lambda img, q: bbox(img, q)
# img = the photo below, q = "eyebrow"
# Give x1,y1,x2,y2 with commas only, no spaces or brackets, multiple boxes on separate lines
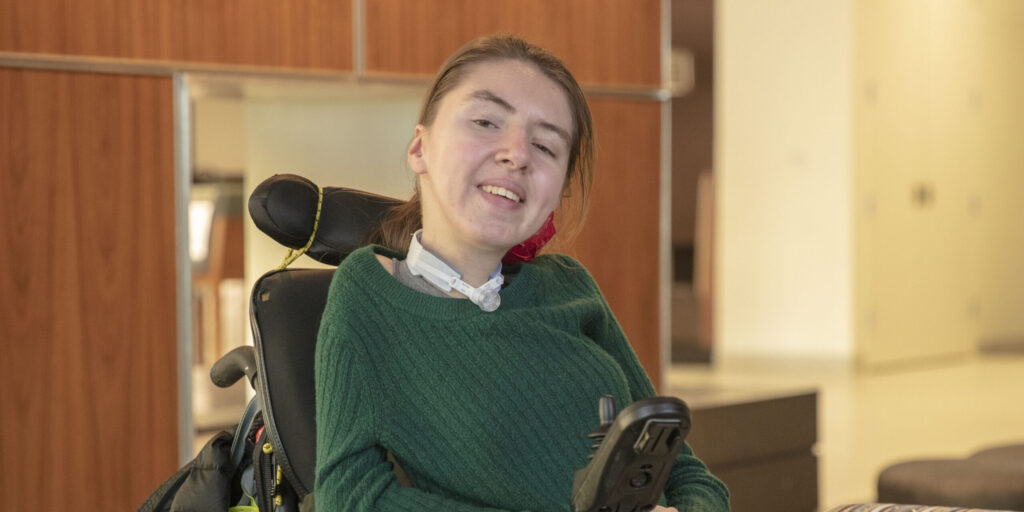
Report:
469,89,572,147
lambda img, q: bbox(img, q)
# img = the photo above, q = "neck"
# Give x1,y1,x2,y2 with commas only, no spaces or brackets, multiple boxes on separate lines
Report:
418,231,503,288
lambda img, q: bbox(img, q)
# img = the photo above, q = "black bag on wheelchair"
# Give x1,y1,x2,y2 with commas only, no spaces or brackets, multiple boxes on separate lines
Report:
137,428,240,512
138,398,306,512
138,402,261,512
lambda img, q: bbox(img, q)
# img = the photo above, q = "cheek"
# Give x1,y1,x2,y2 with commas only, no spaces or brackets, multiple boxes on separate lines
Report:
538,171,568,212
437,139,486,179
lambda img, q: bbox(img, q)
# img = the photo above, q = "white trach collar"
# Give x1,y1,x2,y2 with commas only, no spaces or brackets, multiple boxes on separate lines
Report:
406,230,504,312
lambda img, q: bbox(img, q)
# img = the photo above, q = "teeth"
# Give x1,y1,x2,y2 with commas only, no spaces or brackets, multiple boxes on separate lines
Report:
480,185,522,203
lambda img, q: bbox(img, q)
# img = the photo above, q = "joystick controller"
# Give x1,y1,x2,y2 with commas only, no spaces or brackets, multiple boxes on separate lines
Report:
571,395,691,512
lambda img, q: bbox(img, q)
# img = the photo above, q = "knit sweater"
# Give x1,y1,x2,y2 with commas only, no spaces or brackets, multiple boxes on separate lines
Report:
314,245,730,511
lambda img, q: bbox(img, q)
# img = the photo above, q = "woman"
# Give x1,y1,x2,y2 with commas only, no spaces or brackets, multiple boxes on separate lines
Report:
315,35,729,511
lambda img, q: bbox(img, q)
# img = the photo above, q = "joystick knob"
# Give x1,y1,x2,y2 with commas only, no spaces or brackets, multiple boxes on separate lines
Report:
588,396,617,453
598,395,616,428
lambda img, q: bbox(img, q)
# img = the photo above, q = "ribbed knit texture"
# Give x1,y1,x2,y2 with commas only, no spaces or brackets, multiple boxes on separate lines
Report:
315,245,730,511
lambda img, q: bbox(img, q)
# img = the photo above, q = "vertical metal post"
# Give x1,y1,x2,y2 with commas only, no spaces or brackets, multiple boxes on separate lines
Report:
173,72,195,465
658,0,674,389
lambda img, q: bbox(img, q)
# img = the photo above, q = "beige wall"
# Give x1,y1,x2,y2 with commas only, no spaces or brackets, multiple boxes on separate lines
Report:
238,83,426,284
193,98,247,172
971,1,1024,346
716,0,854,360
718,0,1024,366
854,0,1024,365
189,80,426,320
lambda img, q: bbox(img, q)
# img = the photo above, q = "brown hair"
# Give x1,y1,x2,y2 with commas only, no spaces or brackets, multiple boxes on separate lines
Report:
368,34,596,253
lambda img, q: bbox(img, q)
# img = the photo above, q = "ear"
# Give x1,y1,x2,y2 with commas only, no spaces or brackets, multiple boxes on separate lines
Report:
407,125,428,175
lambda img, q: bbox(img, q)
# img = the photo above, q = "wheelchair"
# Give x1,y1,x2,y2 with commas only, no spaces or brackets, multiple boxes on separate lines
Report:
140,173,690,512
139,174,399,512
224,174,404,510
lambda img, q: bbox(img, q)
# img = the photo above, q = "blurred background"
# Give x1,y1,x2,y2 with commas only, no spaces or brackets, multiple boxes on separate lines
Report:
2,0,1023,510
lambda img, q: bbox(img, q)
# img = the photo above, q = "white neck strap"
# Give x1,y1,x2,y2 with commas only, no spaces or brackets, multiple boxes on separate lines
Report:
406,230,503,312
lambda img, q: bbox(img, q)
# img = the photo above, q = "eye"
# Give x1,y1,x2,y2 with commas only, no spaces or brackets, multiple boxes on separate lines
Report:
473,119,497,129
533,143,556,158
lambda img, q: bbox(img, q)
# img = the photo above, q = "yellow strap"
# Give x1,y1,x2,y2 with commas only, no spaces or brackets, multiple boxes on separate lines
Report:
227,493,258,512
277,185,323,269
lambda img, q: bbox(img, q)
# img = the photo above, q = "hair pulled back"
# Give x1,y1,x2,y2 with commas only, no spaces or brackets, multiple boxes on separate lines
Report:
369,35,595,253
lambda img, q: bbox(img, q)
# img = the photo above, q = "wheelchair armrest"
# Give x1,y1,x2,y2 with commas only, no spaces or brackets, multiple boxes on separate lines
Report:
210,345,257,389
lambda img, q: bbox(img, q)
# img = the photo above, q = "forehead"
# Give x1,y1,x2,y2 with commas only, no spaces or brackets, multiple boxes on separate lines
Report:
446,59,574,130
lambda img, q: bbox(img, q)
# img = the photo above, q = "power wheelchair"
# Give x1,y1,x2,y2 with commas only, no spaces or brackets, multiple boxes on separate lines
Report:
140,174,690,512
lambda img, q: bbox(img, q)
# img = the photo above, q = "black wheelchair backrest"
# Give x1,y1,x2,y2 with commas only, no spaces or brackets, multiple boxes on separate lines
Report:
245,174,401,497
249,267,333,497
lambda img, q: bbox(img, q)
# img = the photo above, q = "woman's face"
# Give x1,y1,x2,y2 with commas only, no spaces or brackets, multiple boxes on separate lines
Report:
409,59,573,258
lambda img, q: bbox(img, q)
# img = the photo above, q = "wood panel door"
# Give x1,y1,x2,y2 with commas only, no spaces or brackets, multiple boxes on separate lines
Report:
0,0,353,71
364,0,662,88
558,98,665,388
0,68,178,510
854,0,980,367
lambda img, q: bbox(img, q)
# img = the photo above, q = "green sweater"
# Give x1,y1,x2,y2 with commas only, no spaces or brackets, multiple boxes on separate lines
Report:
314,245,729,511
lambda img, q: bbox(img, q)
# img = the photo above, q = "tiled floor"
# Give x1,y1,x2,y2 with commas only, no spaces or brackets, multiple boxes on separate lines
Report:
666,353,1024,510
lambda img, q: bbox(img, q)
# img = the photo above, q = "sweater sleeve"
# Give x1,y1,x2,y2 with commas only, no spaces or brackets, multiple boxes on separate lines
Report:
314,309,531,512
571,262,730,512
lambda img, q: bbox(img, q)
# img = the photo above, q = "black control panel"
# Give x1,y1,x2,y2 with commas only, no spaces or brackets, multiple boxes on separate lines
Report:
571,396,691,512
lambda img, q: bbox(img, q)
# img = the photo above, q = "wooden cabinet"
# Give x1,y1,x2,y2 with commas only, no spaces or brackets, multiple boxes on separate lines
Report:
0,3,671,508
0,0,353,70
364,0,661,87
686,389,819,512
0,68,178,510
571,98,664,386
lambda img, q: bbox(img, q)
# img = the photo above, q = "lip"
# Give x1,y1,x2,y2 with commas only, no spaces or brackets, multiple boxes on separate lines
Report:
477,178,527,204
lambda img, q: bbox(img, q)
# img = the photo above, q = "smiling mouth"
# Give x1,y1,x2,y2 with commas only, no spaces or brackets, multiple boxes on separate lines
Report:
479,185,523,203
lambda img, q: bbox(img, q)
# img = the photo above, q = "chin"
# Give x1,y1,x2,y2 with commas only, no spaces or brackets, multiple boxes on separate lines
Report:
464,223,529,250
475,234,527,255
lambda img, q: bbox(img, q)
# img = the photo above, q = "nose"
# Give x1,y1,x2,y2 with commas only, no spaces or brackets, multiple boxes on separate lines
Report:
495,127,530,171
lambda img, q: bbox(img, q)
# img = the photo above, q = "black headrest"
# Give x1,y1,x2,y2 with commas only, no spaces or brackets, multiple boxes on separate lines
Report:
248,174,404,266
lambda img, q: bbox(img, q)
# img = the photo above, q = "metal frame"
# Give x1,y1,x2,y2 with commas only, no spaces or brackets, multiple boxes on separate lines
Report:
172,72,195,465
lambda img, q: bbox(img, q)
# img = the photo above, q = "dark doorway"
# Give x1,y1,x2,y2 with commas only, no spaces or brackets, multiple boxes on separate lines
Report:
671,0,715,364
